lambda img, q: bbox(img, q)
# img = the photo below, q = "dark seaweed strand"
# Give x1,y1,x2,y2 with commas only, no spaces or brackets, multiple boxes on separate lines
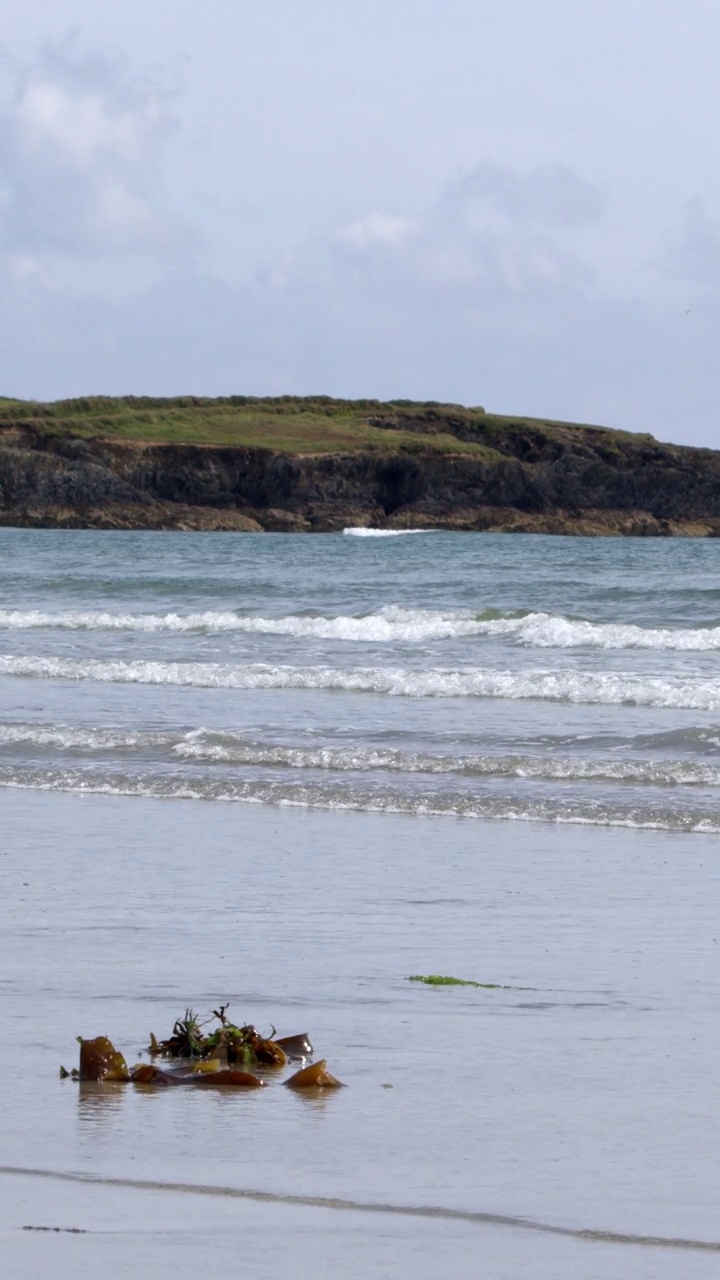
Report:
1,1167,719,1253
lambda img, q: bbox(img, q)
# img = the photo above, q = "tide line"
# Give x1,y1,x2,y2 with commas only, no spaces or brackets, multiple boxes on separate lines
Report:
1,1166,718,1252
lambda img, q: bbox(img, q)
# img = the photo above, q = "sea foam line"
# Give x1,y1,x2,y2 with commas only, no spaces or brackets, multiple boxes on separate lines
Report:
170,742,720,785
2,605,720,648
0,767,718,832
2,654,720,708
2,721,719,784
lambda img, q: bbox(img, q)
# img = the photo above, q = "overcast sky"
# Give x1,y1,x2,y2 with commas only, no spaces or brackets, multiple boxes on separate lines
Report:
2,1,720,446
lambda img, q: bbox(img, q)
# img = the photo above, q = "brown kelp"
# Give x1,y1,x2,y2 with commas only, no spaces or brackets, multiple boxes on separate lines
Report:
62,1005,343,1091
78,1036,130,1082
274,1033,314,1060
130,1063,265,1088
285,1059,344,1089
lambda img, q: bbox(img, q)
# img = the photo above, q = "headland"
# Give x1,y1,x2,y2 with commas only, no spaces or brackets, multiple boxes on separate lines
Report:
1,394,719,535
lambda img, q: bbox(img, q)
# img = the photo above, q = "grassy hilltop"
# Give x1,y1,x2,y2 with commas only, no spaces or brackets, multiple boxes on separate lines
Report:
0,393,647,458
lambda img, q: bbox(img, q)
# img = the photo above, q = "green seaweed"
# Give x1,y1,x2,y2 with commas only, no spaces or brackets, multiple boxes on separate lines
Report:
148,1005,288,1066
408,974,503,988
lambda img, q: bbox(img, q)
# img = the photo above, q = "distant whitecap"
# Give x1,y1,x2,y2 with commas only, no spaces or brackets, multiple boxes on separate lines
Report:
342,527,436,536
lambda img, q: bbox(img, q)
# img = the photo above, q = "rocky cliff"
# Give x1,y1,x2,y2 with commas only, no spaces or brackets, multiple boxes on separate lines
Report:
1,397,719,535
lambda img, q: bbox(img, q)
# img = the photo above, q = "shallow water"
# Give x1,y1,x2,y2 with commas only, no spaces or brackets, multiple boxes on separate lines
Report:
2,529,720,1276
3,794,720,1277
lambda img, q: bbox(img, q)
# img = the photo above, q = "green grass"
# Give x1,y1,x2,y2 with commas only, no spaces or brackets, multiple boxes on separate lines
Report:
0,395,504,455
0,393,656,456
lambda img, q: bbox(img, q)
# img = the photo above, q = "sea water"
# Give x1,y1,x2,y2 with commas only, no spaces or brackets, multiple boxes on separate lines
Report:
1,528,720,1278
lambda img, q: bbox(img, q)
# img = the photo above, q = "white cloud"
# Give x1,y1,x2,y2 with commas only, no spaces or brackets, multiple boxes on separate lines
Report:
5,252,50,285
17,81,140,165
0,42,196,257
337,212,416,250
270,163,597,305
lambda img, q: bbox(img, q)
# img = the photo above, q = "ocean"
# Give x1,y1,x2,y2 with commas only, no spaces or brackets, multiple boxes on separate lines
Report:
2,527,720,1278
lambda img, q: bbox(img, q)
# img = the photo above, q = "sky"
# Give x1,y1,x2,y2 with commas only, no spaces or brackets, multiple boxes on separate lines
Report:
1,1,720,446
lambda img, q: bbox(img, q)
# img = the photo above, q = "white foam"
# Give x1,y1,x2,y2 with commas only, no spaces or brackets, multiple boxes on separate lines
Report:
0,723,152,750
482,613,720,651
3,654,720,708
172,740,720,785
2,605,720,648
342,527,435,536
1,765,717,832
0,605,471,641
2,720,718,784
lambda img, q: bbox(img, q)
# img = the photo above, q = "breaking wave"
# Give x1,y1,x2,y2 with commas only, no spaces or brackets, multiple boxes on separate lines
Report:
342,527,435,537
2,605,720,648
2,654,720,708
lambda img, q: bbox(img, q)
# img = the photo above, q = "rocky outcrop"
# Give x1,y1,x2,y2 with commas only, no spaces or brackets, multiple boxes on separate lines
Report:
2,418,720,534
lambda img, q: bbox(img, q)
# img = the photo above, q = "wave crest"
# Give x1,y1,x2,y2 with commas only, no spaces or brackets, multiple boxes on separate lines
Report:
2,655,720,708
2,605,720,648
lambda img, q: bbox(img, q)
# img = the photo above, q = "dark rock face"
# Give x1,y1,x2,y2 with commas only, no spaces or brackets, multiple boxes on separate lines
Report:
2,429,720,534
0,446,145,510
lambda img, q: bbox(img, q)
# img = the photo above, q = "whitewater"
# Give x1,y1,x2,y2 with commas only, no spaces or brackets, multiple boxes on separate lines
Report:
1,527,720,831
4,604,720,648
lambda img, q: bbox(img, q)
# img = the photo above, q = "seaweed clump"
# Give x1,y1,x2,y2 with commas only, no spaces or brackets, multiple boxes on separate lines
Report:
408,974,502,988
148,1005,290,1068
62,1004,342,1091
